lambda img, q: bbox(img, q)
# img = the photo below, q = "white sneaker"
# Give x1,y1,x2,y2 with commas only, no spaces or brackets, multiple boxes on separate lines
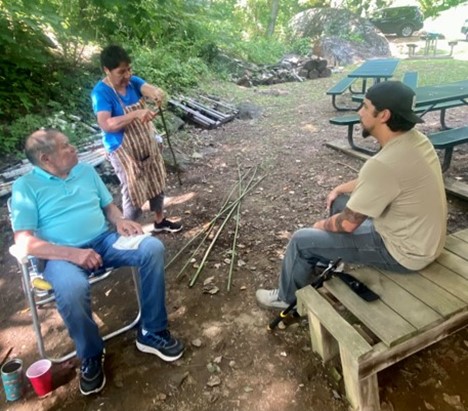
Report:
256,289,289,310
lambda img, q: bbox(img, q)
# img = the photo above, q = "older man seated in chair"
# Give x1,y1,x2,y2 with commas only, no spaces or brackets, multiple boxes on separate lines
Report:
11,128,184,396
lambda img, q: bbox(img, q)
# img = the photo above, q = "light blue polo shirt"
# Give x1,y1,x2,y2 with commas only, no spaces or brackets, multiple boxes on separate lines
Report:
11,163,113,247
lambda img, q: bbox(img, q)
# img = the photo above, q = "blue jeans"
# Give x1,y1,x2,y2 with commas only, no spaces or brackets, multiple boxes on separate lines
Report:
279,195,412,303
43,231,167,360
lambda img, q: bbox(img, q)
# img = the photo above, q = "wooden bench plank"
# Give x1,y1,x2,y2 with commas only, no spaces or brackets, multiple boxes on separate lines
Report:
435,249,468,280
379,270,466,317
419,262,468,303
297,228,468,411
452,228,468,242
324,276,416,347
358,308,468,379
444,177,468,201
296,286,373,358
349,267,442,329
445,235,468,259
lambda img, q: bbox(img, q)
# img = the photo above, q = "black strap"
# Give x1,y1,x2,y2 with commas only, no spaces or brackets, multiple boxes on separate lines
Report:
335,272,380,302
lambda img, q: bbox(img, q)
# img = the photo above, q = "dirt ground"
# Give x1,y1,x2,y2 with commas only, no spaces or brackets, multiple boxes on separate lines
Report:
1,44,468,411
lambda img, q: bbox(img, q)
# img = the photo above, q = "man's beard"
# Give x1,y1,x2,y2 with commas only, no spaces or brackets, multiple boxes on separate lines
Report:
362,128,371,138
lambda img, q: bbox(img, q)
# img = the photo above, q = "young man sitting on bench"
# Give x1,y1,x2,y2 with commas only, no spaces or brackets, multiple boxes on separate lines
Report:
256,81,447,309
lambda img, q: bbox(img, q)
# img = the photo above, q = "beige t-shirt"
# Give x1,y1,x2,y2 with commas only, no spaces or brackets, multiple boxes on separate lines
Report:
347,129,447,270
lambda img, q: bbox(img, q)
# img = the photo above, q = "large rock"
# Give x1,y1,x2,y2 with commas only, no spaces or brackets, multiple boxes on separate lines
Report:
289,7,391,65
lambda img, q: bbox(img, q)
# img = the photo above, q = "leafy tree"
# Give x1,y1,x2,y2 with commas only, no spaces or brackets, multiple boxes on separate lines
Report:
418,0,467,17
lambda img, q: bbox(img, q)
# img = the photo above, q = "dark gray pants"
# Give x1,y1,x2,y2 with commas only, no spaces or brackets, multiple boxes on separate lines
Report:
278,195,411,303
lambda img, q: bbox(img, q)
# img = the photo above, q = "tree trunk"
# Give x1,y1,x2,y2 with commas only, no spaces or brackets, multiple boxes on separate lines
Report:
266,0,280,37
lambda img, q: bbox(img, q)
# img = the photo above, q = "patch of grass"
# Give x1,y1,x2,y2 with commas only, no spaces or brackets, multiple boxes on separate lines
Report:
394,59,468,85
331,58,468,88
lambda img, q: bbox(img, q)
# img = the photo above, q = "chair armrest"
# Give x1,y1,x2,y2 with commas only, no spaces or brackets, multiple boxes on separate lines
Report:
9,244,29,264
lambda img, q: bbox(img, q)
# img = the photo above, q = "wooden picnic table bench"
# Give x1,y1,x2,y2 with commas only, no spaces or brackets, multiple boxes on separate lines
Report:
296,229,468,411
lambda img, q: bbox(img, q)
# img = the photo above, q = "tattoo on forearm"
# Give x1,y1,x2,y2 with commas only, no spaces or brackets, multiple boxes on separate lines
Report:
323,207,367,232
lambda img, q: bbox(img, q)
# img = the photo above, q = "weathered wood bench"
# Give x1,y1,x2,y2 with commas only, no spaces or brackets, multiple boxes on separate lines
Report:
428,126,468,171
297,229,468,411
327,77,360,111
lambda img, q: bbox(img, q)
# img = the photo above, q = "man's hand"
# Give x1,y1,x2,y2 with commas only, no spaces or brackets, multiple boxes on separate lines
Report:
326,189,340,211
69,248,103,272
326,179,358,211
115,218,143,237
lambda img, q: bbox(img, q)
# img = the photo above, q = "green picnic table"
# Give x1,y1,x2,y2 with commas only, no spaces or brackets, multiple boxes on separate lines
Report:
328,58,400,111
347,58,400,83
342,79,468,170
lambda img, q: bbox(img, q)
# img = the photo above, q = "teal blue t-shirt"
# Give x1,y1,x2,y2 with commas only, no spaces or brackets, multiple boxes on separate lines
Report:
11,163,113,247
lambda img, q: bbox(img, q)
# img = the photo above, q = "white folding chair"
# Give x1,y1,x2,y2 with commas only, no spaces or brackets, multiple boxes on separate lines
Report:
8,198,142,363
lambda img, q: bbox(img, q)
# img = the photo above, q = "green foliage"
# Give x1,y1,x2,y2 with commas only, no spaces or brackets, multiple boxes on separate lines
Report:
225,37,286,64
1,114,46,155
131,45,211,92
418,0,467,18
288,37,313,56
1,0,467,159
1,110,97,155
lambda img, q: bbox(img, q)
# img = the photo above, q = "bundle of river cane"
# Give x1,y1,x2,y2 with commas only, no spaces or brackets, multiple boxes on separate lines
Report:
165,165,265,290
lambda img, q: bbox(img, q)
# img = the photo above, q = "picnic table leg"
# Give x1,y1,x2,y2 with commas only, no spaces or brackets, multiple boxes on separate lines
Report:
331,95,356,112
340,347,380,411
361,79,367,94
441,148,453,172
346,124,378,156
440,109,451,130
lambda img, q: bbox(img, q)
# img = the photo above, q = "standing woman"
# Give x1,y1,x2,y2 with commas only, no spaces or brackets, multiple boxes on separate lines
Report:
91,45,182,233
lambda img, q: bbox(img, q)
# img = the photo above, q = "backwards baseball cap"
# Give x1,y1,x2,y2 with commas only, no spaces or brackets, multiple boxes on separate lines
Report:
365,81,424,124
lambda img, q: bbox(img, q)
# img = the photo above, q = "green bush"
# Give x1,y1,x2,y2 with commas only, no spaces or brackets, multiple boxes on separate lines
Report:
131,45,211,93
224,37,286,65
1,114,46,155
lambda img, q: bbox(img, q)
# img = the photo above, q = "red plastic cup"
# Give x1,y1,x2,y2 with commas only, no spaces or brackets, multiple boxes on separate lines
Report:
26,359,53,397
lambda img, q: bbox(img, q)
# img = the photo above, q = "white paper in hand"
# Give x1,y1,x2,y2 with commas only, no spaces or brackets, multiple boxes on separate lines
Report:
112,233,151,250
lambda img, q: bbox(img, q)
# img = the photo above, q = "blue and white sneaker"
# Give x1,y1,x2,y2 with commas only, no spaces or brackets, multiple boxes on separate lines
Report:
136,329,184,362
79,351,106,395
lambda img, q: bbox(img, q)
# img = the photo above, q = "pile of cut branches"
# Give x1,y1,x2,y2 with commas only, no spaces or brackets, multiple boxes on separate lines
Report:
166,165,265,291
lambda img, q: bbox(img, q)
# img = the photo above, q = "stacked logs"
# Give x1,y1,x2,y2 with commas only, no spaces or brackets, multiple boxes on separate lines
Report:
235,56,331,87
